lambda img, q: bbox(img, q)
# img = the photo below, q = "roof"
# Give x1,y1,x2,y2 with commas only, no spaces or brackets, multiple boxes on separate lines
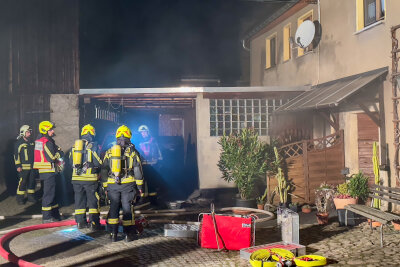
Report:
275,67,388,113
79,85,309,95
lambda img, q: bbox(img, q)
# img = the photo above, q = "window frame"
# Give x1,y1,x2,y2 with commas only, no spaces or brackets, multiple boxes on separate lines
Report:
265,33,277,69
283,23,291,62
297,10,313,57
356,0,385,31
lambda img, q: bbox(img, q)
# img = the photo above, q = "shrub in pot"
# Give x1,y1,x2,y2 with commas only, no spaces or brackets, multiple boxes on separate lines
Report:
315,182,335,225
218,128,275,207
289,202,299,212
348,172,369,202
333,182,357,210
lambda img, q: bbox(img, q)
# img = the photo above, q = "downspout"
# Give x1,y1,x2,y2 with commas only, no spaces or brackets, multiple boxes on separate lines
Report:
315,0,321,86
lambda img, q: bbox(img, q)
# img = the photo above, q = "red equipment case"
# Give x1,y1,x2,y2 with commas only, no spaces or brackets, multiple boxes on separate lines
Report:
198,213,255,251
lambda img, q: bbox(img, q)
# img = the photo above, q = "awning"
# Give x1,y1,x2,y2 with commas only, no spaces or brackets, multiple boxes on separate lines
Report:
275,67,388,113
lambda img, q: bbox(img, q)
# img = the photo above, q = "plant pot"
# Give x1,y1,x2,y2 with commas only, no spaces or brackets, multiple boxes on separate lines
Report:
392,220,400,230
367,219,382,228
233,198,256,214
316,212,329,225
302,207,312,213
333,197,357,210
257,204,265,210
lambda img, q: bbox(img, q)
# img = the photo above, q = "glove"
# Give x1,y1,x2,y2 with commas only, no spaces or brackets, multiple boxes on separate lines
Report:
57,158,65,172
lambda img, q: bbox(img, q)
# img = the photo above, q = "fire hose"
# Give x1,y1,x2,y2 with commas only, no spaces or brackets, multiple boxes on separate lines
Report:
0,206,274,266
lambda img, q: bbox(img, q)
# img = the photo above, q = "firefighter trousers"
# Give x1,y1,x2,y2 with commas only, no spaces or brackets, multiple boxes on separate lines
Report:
40,173,60,220
16,169,37,202
72,182,100,225
106,183,136,234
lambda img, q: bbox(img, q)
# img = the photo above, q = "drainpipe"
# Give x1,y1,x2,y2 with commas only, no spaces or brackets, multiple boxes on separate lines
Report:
315,0,321,86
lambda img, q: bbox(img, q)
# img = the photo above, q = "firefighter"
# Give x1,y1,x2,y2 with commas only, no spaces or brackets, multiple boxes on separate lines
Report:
101,125,144,242
33,121,64,223
13,125,36,204
137,125,162,164
69,124,102,230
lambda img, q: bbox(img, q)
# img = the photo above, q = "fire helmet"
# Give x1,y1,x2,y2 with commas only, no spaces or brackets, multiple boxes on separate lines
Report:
116,125,132,139
39,121,55,134
19,125,32,137
81,124,96,136
138,125,149,132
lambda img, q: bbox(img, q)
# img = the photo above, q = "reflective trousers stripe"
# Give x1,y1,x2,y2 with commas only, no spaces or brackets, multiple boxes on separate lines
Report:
122,220,134,226
89,208,99,214
75,209,86,215
108,218,119,224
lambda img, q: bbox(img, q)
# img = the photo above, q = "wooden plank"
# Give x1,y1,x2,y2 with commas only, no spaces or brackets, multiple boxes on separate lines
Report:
303,140,310,203
345,204,400,221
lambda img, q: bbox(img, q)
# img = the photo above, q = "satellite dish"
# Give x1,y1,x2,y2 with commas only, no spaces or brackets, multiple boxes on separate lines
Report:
295,20,315,48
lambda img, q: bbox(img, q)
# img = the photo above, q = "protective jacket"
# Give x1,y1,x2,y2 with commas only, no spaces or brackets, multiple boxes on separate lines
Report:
69,140,102,182
101,143,144,190
14,137,34,170
33,135,64,173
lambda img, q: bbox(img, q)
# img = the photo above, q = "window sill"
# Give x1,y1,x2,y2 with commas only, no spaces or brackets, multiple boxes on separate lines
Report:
354,20,384,35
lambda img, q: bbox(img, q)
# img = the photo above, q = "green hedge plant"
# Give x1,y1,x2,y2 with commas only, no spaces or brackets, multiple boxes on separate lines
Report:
218,128,275,200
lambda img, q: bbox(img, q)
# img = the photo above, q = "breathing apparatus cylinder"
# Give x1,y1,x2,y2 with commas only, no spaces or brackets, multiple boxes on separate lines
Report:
73,139,84,173
111,144,122,183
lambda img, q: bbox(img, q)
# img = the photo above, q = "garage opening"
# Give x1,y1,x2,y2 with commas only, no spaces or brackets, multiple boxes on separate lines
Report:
80,92,198,201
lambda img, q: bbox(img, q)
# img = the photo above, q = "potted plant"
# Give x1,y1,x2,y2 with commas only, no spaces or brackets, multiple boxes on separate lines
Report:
256,186,268,210
333,181,357,210
218,128,274,207
315,182,335,225
301,204,312,213
347,172,369,202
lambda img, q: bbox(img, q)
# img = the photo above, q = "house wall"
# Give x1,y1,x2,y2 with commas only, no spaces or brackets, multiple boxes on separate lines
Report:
250,0,400,188
195,93,269,190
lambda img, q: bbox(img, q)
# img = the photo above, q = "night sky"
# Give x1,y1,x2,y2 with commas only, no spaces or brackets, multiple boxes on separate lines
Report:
79,0,286,88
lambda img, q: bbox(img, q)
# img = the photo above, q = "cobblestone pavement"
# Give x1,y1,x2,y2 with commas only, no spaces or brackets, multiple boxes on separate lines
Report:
1,189,400,266
1,218,400,266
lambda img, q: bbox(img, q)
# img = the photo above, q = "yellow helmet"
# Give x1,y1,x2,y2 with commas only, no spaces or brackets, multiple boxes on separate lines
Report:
81,124,95,136
39,121,55,134
116,125,132,139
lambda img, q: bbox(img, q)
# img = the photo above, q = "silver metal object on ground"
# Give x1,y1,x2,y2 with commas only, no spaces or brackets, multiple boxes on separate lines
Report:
164,223,200,238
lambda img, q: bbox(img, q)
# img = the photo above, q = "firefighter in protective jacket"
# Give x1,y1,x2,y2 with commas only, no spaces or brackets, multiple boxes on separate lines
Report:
33,121,64,223
69,124,102,230
101,125,144,242
14,125,36,204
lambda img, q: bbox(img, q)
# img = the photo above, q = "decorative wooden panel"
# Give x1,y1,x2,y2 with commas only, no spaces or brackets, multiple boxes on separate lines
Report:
357,113,379,185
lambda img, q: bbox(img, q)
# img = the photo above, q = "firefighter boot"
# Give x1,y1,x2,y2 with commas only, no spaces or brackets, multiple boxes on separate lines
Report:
89,221,102,232
27,193,37,203
124,226,137,242
109,224,118,242
16,195,26,205
77,221,88,229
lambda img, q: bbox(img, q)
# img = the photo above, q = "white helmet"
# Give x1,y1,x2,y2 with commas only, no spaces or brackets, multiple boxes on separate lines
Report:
19,125,32,137
138,125,149,132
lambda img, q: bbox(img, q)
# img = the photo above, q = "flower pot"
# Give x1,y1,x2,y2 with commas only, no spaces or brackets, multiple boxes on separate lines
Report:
257,204,265,210
233,198,256,214
367,219,382,228
302,207,312,213
333,197,357,210
316,212,329,225
392,220,400,230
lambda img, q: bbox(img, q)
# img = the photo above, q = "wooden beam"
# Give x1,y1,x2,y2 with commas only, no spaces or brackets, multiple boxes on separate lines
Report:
319,110,339,131
358,102,380,126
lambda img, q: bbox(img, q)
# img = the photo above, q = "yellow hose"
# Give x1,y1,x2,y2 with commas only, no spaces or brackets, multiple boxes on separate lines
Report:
294,255,327,266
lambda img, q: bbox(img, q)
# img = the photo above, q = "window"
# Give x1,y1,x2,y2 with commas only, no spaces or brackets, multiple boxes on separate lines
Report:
265,34,277,69
297,10,313,57
209,98,288,136
356,0,385,31
283,23,291,61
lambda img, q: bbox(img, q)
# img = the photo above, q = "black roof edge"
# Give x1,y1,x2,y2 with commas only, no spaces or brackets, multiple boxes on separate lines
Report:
241,1,299,42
